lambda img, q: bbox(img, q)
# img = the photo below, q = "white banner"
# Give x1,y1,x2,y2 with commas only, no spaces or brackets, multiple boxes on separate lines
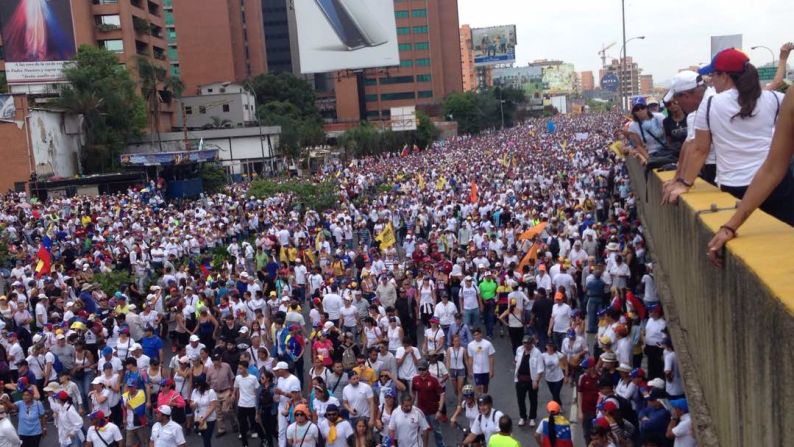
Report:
0,95,15,121
5,61,70,85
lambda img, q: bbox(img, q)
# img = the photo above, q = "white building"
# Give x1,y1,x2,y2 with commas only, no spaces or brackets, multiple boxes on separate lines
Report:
174,82,257,130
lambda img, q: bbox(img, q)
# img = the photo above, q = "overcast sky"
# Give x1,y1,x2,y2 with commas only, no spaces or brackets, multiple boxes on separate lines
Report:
458,0,793,85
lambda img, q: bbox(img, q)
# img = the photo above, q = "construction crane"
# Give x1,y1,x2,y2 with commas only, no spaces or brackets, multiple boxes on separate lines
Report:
598,42,617,68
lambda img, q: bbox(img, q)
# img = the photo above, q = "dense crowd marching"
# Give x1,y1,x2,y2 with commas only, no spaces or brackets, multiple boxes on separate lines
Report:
0,109,701,447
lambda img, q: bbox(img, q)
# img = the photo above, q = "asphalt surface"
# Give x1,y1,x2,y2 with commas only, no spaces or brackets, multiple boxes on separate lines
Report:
23,325,586,447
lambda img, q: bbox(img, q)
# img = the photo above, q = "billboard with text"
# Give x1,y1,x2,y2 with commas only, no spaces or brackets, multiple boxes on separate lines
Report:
0,0,77,84
291,0,399,73
472,25,516,66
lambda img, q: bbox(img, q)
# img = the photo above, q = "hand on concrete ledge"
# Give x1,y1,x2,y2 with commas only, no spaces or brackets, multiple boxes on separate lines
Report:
707,228,735,268
661,181,689,205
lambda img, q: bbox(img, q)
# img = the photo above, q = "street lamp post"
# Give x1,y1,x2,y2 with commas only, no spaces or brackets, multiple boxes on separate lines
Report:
620,0,626,111
619,35,646,110
750,45,776,66
244,80,271,177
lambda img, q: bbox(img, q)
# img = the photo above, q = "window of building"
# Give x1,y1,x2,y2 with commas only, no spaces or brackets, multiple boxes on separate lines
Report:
165,11,174,26
394,10,409,19
381,109,391,118
381,92,415,101
412,26,428,34
167,47,178,60
414,42,430,51
167,29,176,41
101,40,124,52
412,9,427,17
415,58,431,66
185,106,192,115
398,43,412,52
416,74,432,82
366,110,381,118
97,15,121,26
93,0,119,4
364,78,377,86
207,88,213,93
222,104,230,112
380,75,414,85
418,90,433,98
400,60,413,67
365,94,378,102
396,27,410,35
199,106,207,114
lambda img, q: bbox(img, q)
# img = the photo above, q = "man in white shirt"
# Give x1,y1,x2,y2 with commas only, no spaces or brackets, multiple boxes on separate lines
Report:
662,338,684,399
273,361,300,447
293,259,308,301
668,398,696,447
395,337,421,390
318,404,354,447
234,360,265,446
643,305,667,380
388,395,430,447
548,295,572,350
341,370,375,426
322,291,343,326
463,394,504,446
466,328,495,394
150,405,186,447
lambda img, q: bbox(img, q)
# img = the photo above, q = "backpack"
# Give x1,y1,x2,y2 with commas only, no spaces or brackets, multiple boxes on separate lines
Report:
52,353,65,374
341,345,356,369
611,394,638,428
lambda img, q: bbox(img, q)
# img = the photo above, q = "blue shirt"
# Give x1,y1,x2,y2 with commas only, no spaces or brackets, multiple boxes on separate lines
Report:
140,335,163,360
15,400,45,435
639,405,671,437
447,322,472,347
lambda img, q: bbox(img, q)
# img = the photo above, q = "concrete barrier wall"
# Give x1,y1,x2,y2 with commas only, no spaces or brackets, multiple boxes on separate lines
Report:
626,159,794,447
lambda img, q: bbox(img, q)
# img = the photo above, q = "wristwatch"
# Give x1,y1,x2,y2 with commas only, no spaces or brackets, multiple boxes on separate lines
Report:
676,177,693,188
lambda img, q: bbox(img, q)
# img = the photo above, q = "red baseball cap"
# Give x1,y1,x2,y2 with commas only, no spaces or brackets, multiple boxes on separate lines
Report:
699,48,749,75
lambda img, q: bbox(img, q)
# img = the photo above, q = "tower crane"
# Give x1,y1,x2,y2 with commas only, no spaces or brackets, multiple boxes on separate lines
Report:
598,42,617,68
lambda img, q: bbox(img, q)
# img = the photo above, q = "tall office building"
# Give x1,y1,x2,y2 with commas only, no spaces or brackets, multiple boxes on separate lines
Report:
460,25,476,92
170,0,267,95
262,0,293,73
580,71,595,91
333,0,464,122
603,57,642,98
640,74,654,95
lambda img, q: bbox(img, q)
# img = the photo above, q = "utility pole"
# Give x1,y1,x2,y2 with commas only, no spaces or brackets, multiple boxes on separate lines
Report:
621,0,627,111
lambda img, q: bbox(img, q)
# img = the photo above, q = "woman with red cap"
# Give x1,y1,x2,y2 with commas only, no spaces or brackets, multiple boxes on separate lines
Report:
51,390,84,447
85,410,123,447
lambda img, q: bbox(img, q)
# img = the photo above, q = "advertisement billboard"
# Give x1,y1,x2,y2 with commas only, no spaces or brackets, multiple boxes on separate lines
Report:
493,66,543,98
390,106,417,131
0,0,77,85
291,0,399,74
542,63,576,95
472,25,516,66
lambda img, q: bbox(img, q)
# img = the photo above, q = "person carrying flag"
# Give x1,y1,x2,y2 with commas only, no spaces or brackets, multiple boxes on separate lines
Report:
534,401,573,447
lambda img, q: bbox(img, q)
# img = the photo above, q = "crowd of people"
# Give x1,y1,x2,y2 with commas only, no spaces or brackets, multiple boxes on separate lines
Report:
0,104,706,447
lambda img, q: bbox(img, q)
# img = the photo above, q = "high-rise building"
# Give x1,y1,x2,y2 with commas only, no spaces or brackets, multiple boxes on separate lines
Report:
603,57,642,99
460,25,476,91
640,74,654,95
170,0,267,95
0,0,174,131
262,0,294,73
580,71,595,91
333,0,463,122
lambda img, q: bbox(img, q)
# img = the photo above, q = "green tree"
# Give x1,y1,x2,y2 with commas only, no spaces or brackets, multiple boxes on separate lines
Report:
248,179,338,213
257,100,324,160
338,122,382,157
415,110,440,148
493,86,526,128
248,72,319,120
206,116,232,129
199,163,228,194
442,91,499,135
138,57,183,151
55,45,146,174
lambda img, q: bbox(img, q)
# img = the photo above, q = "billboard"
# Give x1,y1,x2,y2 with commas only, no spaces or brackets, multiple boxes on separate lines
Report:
0,0,77,85
710,34,742,58
493,66,543,98
542,63,576,95
291,0,399,73
600,72,619,91
472,25,516,66
390,106,417,131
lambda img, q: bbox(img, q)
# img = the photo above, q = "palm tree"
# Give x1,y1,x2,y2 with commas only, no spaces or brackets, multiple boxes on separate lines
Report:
137,57,183,151
206,116,232,129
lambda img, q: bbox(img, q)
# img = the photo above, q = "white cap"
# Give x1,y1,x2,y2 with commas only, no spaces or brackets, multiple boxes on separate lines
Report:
648,378,666,389
189,335,199,342
56,334,65,340
273,361,289,371
131,343,142,351
179,356,190,364
128,304,137,311
157,405,172,416
32,334,43,343
239,326,249,333
91,377,104,385
323,321,335,330
663,70,703,103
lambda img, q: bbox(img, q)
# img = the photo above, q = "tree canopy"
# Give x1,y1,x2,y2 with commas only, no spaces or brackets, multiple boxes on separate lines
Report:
55,45,146,174
442,87,526,135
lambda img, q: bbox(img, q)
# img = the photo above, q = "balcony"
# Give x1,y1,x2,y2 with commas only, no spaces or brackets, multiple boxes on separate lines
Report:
96,23,121,33
132,16,151,34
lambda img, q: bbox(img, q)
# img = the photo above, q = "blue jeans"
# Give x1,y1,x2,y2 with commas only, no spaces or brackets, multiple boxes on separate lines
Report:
586,297,603,333
426,414,446,447
483,301,496,337
463,308,480,329
547,379,563,407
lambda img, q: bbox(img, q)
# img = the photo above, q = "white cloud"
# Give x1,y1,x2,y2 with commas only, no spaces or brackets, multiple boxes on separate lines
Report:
458,0,792,84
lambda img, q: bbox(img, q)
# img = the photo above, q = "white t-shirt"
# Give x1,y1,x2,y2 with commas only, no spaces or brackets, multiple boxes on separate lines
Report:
466,339,495,374
694,89,785,186
339,305,358,328
641,274,658,302
276,374,301,410
644,318,667,347
686,86,716,164
86,423,123,447
628,113,666,155
342,382,374,417
318,418,354,447
150,420,186,447
286,422,321,447
233,374,259,408
672,413,697,447
191,389,218,422
551,303,572,333
541,352,564,382
395,346,419,380
388,406,429,447
664,350,685,396
322,294,343,320
471,409,504,444
459,285,479,310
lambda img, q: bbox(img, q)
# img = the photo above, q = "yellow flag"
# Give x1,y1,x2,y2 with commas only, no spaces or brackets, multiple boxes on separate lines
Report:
417,175,426,190
435,176,446,190
609,141,625,159
375,223,396,250
500,154,509,168
561,141,568,150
